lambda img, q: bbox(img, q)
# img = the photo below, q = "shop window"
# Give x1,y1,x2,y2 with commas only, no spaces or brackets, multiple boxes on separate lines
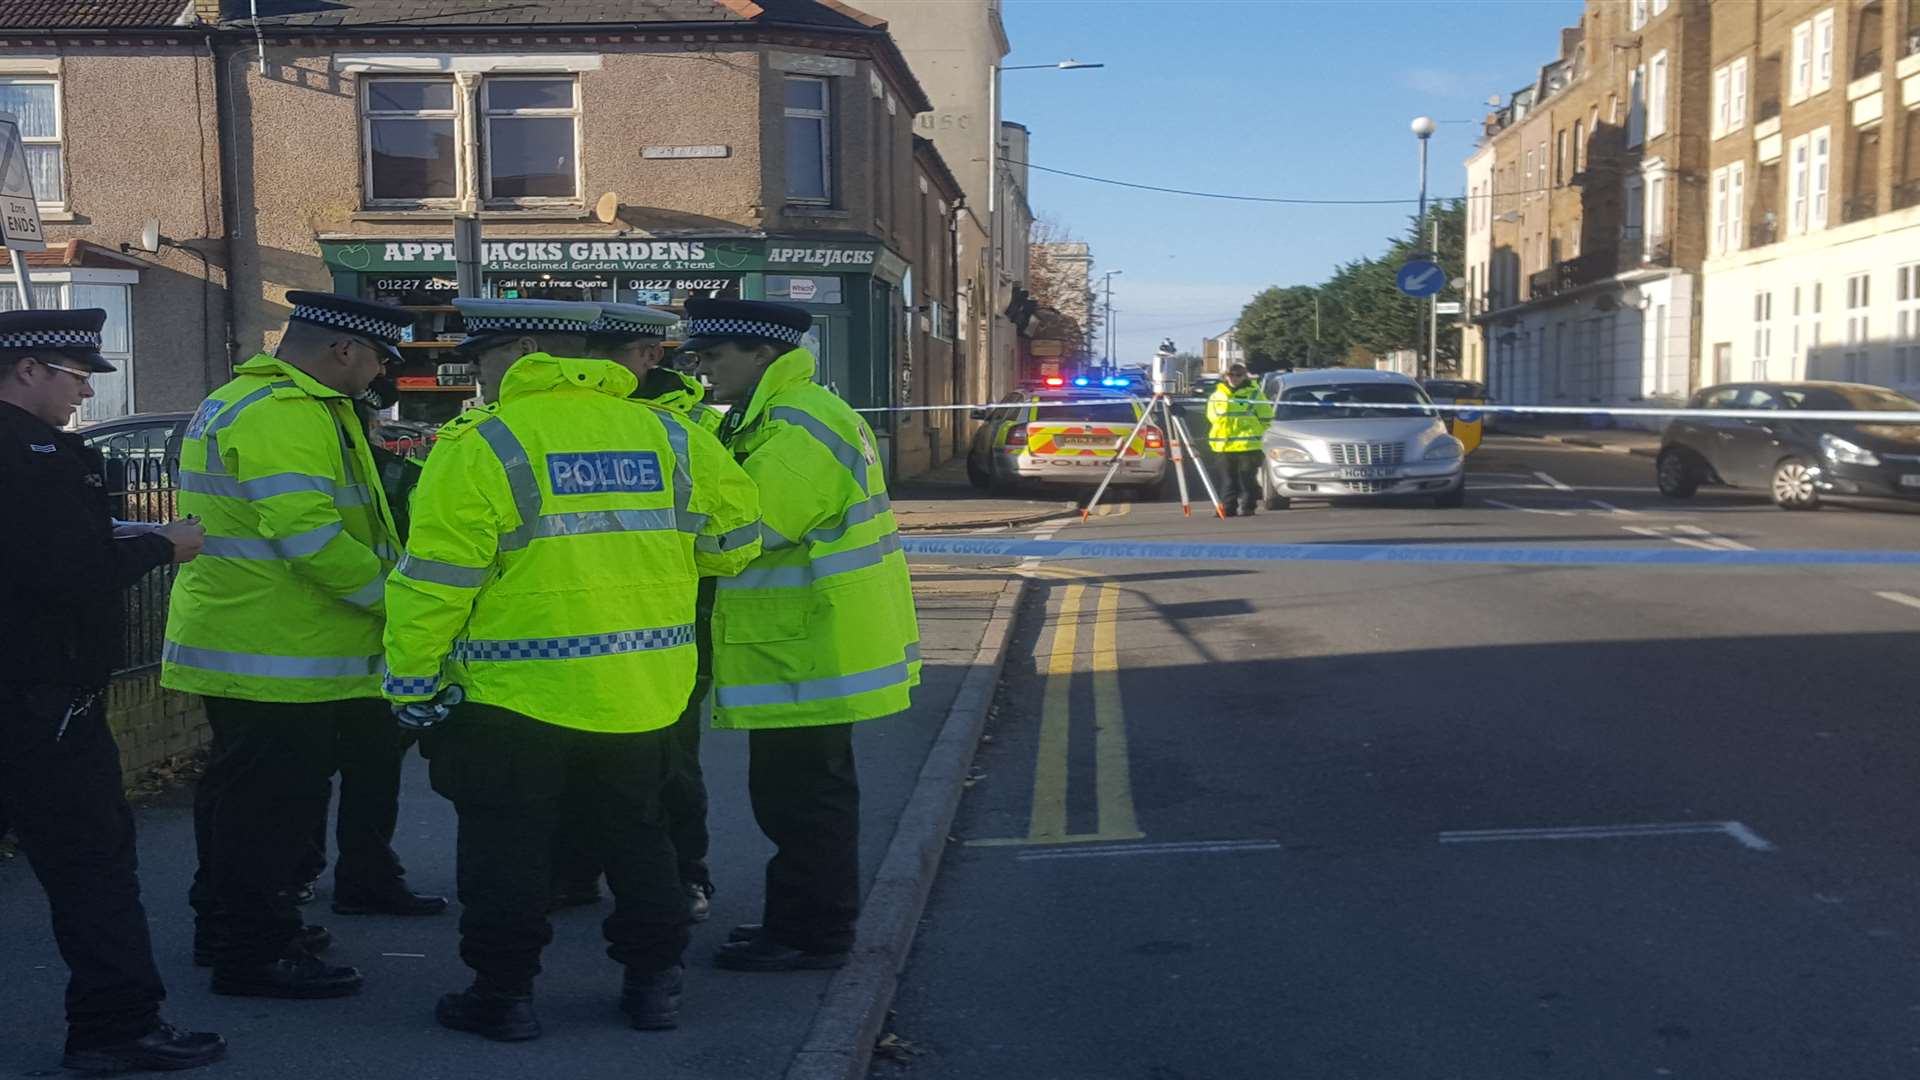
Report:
785,76,833,204
364,78,459,205
482,78,579,202
0,77,63,208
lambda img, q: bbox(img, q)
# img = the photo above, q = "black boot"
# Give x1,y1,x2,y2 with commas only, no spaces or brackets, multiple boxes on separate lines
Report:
62,1023,227,1074
620,966,684,1031
195,923,332,968
211,951,363,999
332,880,448,917
436,985,541,1042
714,933,849,972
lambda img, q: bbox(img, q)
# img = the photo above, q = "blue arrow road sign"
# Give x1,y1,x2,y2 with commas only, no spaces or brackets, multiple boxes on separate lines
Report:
1396,259,1446,298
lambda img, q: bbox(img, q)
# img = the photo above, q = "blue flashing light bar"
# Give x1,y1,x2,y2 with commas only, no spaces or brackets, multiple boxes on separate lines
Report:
1072,376,1091,387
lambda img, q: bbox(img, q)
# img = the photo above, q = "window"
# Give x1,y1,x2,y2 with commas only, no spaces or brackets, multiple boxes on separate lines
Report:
1810,127,1831,230
1652,303,1669,394
1754,291,1774,379
0,281,133,421
1730,58,1748,133
482,78,578,201
1538,141,1547,194
1573,120,1585,174
784,76,832,203
1845,271,1872,380
0,77,63,208
1813,9,1835,93
1628,66,1646,147
1897,263,1920,383
1653,0,1669,13
1792,20,1814,102
1648,172,1668,249
1624,175,1645,250
1632,0,1650,30
363,78,458,204
1728,161,1746,253
1715,66,1732,137
1713,168,1729,254
1526,148,1536,188
1789,133,1811,233
1555,130,1568,186
1649,52,1669,139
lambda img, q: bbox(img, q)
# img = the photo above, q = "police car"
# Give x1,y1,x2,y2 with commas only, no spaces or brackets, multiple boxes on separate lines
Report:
965,380,1169,495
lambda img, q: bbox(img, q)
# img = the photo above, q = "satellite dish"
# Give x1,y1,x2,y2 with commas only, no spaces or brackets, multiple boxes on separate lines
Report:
593,192,620,224
1486,94,1502,107
139,218,161,253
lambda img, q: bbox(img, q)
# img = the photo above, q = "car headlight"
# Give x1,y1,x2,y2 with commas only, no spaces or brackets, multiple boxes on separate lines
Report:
1267,445,1311,463
1423,436,1465,461
1820,433,1880,466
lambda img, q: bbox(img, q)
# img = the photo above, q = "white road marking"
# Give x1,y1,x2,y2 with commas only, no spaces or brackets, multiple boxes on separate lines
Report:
381,952,427,958
1873,590,1920,612
1016,838,1286,861
1483,498,1577,517
1533,470,1575,491
1624,525,1726,552
1674,524,1752,550
1589,499,1638,516
1439,821,1774,851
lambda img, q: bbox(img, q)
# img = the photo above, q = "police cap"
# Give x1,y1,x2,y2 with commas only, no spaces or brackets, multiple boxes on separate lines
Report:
0,307,115,372
286,291,410,366
450,297,605,356
678,297,811,352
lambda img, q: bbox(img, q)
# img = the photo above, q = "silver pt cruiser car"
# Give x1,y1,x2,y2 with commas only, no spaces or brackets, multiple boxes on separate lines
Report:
1259,369,1466,509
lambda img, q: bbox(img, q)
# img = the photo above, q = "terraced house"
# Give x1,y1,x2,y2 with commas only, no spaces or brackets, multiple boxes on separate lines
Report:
0,0,974,479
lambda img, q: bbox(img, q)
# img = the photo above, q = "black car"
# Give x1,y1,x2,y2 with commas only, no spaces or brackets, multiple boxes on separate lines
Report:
1655,381,1920,510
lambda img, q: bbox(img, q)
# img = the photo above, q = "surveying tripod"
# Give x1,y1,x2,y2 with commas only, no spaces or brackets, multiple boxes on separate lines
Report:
1081,390,1226,521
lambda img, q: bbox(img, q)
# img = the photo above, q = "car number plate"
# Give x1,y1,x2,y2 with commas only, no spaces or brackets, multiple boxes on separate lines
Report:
1059,436,1116,449
1338,466,1396,480
1901,474,1920,489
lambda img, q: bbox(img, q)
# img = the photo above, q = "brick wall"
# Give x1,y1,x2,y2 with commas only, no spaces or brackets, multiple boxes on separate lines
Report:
105,670,207,783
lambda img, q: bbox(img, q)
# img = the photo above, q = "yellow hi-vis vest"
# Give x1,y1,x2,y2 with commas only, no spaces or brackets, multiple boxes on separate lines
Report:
1207,381,1273,453
709,349,919,730
382,353,761,732
162,354,398,702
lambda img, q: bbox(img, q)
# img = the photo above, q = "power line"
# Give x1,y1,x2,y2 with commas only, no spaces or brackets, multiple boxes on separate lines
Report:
1005,158,1554,206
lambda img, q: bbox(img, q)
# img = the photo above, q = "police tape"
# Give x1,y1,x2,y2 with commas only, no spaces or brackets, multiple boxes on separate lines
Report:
898,535,1920,568
847,396,1920,425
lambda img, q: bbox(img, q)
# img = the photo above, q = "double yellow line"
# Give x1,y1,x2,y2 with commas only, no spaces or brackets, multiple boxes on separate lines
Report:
974,569,1143,846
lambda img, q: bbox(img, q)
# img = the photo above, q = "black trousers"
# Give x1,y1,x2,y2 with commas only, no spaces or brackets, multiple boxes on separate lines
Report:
0,682,165,1048
291,722,413,895
551,696,711,891
748,723,860,954
1216,450,1263,511
428,703,688,991
188,696,401,965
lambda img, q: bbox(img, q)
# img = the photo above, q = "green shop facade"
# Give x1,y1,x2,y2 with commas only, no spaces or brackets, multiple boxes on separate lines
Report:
320,234,916,470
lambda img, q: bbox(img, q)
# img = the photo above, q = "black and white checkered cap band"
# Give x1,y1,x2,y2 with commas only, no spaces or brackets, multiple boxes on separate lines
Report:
0,328,101,351
685,317,805,346
462,315,594,334
588,316,669,337
291,304,409,342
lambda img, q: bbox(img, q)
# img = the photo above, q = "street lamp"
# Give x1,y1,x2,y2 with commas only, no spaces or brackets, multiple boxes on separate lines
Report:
1100,269,1123,367
1410,115,1437,234
1410,115,1438,379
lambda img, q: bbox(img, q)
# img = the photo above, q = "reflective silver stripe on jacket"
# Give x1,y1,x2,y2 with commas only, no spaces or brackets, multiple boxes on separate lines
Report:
715,655,915,708
396,553,491,588
162,640,382,679
695,520,761,555
179,470,369,505
770,406,869,495
474,417,544,532
754,492,891,552
342,573,387,610
758,522,799,550
454,623,695,662
662,417,698,531
719,531,901,590
201,520,344,560
499,508,680,552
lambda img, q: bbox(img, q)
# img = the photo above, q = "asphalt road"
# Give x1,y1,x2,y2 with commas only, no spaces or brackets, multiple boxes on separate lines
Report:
883,436,1920,1080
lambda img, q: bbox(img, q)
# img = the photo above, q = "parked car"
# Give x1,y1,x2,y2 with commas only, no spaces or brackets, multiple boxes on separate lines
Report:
77,411,190,522
966,387,1169,495
1655,381,1920,510
1420,379,1488,402
1259,369,1466,509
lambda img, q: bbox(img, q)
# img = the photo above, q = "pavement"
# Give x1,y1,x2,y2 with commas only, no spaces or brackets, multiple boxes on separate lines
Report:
1495,420,1666,457
880,435,1920,1079
0,557,1027,1079
891,454,1080,532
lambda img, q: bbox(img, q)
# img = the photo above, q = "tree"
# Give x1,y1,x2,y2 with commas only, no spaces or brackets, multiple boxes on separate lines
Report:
1027,218,1096,363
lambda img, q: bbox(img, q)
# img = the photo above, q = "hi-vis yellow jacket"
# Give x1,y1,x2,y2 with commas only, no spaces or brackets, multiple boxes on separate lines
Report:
1207,381,1274,453
382,353,761,731
162,354,398,702
710,349,919,729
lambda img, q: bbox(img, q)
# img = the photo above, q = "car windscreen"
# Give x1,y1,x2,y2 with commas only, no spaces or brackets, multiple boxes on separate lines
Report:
1028,398,1138,424
1791,386,1920,413
1274,383,1435,420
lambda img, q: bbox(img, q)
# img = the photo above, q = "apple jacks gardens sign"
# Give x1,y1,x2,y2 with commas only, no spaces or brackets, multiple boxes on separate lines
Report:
323,238,884,275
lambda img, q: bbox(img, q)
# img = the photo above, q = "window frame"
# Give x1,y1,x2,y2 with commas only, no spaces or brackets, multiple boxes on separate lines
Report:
1812,9,1835,94
1810,126,1831,232
1648,51,1670,139
1632,0,1650,31
0,75,65,211
1714,65,1732,138
1789,132,1811,234
1713,166,1729,254
1729,57,1748,133
480,75,583,207
361,75,461,209
1728,160,1746,254
1628,65,1647,147
783,74,834,206
1895,263,1920,383
1845,269,1872,380
1791,20,1814,103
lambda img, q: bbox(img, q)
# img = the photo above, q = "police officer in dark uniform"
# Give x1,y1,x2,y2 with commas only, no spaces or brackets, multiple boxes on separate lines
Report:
0,308,226,1073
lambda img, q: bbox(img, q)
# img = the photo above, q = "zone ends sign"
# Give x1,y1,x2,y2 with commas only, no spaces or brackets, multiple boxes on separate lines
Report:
0,113,45,252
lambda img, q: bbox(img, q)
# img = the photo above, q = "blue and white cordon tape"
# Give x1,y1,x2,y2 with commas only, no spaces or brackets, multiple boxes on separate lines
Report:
899,536,1920,568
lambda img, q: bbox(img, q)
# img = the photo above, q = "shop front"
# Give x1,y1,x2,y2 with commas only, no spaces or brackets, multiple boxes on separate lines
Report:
319,237,911,449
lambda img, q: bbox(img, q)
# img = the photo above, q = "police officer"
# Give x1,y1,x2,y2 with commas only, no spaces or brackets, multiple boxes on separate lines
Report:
166,292,442,1000
681,298,919,972
384,299,761,1040
0,308,226,1073
1206,363,1273,517
548,307,735,922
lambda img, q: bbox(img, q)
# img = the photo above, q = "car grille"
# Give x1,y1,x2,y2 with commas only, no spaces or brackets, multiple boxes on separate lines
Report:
1344,480,1394,493
1328,441,1405,466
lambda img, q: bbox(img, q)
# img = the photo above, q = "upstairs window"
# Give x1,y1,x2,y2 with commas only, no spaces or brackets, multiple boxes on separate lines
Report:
483,78,580,202
361,74,581,207
0,77,63,208
784,76,833,204
364,78,458,204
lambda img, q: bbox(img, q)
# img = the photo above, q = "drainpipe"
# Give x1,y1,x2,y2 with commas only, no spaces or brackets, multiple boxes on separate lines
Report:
950,196,965,458
207,32,238,379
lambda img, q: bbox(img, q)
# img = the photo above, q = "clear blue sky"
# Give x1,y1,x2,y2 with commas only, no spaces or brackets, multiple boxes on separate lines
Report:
1001,0,1581,364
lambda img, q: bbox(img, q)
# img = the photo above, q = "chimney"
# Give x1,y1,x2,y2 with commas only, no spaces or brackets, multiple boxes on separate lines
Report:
189,0,225,26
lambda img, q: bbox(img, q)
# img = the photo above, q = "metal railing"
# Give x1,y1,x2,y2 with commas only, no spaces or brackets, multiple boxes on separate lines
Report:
1757,97,1782,122
1905,29,1920,59
1843,192,1879,223
100,446,179,674
1750,219,1780,248
1895,178,1920,211
1853,48,1883,80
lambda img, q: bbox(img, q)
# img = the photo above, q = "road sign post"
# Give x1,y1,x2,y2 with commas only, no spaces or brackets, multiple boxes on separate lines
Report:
0,112,46,306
